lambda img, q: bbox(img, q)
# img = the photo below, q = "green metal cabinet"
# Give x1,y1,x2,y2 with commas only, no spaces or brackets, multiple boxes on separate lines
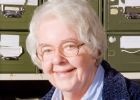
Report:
0,0,42,31
107,32,140,72
0,31,38,73
104,0,140,31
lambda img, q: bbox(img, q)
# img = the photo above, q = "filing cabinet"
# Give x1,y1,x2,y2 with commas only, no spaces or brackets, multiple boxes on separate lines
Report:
0,31,38,73
107,32,140,72
104,0,140,31
0,0,139,73
0,0,42,31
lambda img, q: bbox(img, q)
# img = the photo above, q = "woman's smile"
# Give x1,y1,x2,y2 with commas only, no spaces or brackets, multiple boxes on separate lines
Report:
53,68,76,78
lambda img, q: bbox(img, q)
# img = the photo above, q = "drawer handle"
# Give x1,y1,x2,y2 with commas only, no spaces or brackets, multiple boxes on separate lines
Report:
121,49,140,54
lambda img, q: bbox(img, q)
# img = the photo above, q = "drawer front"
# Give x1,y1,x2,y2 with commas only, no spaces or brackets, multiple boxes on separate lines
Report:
0,31,38,73
0,0,42,30
104,0,140,31
107,32,140,72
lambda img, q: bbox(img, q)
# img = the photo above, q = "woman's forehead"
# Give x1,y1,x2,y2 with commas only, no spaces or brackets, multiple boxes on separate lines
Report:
36,18,80,44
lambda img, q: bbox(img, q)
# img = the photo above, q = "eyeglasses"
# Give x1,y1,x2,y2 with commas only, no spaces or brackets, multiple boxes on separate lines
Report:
36,41,85,60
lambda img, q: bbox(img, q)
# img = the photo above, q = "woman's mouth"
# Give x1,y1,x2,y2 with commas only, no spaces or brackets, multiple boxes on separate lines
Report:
54,68,76,78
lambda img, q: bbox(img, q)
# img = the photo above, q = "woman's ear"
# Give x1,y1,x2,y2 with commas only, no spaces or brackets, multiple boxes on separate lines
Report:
92,49,101,59
97,49,102,58
92,49,101,65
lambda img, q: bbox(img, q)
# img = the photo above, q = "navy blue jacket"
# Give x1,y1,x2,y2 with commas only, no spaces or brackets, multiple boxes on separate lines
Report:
41,60,140,100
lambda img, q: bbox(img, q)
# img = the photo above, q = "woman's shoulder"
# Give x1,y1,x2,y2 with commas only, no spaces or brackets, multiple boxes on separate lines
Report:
101,60,140,99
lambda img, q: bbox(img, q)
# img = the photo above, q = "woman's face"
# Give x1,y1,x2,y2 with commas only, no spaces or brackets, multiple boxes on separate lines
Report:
37,18,98,94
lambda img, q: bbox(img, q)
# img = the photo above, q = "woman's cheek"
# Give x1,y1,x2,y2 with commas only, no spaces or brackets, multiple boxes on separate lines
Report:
69,55,91,69
67,58,87,78
41,61,52,74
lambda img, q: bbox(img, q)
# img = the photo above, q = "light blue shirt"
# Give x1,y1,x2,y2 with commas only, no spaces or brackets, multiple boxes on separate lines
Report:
51,64,104,100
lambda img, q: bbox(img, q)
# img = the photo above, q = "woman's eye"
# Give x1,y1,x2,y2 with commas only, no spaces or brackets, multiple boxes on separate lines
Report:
45,49,52,52
64,44,77,50
42,47,53,54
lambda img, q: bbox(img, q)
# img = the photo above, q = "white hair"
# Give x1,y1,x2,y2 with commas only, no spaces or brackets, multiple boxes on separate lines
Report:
26,0,107,69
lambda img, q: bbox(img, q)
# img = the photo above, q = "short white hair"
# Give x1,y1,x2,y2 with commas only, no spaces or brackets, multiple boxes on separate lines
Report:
26,0,107,69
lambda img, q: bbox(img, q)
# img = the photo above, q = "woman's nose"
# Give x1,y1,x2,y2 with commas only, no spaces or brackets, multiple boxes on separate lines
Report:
52,49,67,65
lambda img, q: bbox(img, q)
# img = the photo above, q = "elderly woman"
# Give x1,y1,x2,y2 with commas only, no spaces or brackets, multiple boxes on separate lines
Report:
26,0,140,99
